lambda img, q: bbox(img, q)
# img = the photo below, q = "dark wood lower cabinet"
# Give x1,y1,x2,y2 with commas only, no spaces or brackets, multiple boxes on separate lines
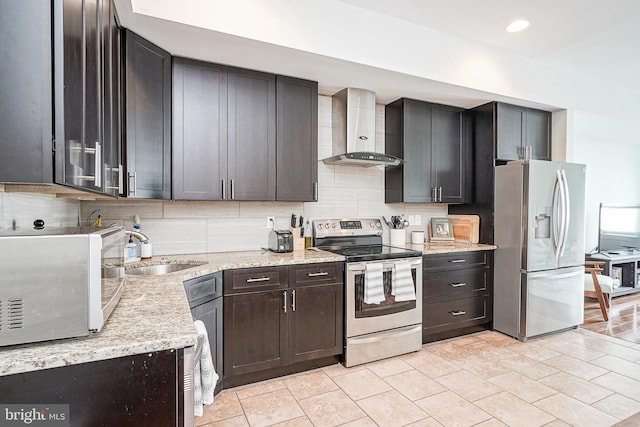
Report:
0,350,183,427
223,262,343,387
423,251,494,343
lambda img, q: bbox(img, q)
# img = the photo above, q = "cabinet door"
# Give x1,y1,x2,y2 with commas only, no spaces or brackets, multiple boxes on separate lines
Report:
288,283,343,363
276,76,318,202
403,100,434,202
173,58,227,200
433,107,465,203
124,29,171,199
526,109,551,161
223,290,287,377
496,103,525,161
193,297,223,392
227,67,276,200
101,0,121,196
0,350,179,426
0,0,53,183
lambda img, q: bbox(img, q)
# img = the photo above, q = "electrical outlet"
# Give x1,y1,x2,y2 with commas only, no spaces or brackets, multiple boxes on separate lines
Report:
266,216,275,229
415,215,422,226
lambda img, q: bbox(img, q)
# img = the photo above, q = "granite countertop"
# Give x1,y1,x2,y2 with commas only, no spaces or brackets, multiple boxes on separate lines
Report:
0,248,344,377
0,243,495,377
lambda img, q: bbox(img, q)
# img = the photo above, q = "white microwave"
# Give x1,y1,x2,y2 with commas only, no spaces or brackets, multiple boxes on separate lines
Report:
0,225,126,346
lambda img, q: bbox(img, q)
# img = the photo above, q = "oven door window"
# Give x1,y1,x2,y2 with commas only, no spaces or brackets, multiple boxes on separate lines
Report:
355,268,417,318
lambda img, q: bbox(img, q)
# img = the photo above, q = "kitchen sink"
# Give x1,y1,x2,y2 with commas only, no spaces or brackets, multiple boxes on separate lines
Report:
125,262,205,276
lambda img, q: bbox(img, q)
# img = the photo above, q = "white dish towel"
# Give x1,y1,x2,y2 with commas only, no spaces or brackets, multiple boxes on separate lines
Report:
364,263,385,304
194,320,219,417
392,261,416,302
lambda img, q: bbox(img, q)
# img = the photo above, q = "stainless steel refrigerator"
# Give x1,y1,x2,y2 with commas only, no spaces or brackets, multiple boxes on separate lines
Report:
494,159,586,341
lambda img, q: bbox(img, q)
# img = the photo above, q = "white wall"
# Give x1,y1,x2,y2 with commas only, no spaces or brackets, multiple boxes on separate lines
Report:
571,111,640,251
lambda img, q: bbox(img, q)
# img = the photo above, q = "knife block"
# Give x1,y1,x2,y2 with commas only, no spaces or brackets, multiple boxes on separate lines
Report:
290,227,305,251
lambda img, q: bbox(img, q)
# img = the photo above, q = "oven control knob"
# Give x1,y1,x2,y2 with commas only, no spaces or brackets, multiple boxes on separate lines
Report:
331,223,336,228
369,221,375,228
325,223,330,229
376,220,381,228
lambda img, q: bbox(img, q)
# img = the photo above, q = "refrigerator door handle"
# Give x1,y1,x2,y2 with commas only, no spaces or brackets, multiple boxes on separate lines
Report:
552,170,562,258
559,169,571,257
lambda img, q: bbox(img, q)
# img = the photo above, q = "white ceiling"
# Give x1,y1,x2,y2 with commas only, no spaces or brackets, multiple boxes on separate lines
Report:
116,0,640,113
340,0,640,84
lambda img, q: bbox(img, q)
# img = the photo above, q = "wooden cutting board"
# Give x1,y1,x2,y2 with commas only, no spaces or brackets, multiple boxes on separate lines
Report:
448,214,480,243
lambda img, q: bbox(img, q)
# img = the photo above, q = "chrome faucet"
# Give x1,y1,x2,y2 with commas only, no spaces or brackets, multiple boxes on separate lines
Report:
125,229,150,243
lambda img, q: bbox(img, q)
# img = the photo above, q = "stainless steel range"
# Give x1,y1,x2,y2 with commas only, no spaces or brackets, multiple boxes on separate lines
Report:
314,218,423,367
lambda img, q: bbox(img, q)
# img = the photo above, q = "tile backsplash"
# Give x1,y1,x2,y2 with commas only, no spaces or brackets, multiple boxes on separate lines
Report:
0,191,80,230
3,95,447,254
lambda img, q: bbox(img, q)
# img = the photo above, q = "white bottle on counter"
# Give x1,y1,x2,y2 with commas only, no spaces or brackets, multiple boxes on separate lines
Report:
124,236,139,263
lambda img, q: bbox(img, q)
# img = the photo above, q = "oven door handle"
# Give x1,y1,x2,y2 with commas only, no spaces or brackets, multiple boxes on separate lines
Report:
347,259,422,274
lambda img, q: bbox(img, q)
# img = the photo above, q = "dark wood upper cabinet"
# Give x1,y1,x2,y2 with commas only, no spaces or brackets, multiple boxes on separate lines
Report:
173,60,318,201
172,58,228,200
385,98,468,204
123,29,171,199
276,76,319,202
1,0,120,195
173,59,276,201
227,67,276,201
496,102,551,161
0,1,54,184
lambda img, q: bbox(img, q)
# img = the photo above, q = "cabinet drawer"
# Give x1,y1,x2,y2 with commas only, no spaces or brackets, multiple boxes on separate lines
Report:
289,262,343,286
184,271,223,307
423,251,491,271
224,266,288,295
423,295,491,336
424,268,489,300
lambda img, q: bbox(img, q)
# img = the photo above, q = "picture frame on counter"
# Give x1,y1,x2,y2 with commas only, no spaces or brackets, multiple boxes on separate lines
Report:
429,217,455,242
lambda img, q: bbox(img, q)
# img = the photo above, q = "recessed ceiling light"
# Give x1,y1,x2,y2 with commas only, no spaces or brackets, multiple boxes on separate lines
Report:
506,19,530,33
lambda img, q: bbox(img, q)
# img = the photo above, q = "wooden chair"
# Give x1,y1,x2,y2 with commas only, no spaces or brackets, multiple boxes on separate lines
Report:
584,260,614,321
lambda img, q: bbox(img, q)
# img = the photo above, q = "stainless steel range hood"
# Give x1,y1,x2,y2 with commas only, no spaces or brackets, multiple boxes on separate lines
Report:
322,88,403,167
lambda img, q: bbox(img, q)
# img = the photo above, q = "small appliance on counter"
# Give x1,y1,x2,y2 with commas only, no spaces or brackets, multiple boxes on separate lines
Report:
268,230,293,253
0,225,126,346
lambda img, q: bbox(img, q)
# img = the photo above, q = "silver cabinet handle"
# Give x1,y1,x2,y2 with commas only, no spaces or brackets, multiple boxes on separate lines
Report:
283,290,287,313
307,272,329,277
431,187,437,201
221,179,226,200
450,282,467,288
246,277,270,283
94,141,101,187
118,163,123,194
230,179,235,200
450,310,466,316
313,182,318,201
438,186,442,202
291,289,296,312
127,172,137,196
449,259,466,263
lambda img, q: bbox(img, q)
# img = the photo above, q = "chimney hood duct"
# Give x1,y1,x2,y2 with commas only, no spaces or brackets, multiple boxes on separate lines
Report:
322,88,402,167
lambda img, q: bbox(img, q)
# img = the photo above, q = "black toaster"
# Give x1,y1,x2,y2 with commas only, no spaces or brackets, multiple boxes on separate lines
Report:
268,230,294,253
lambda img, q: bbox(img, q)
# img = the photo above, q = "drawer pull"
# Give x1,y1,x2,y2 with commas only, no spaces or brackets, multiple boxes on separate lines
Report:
450,282,467,288
307,272,329,277
449,259,467,263
450,310,467,316
246,277,271,283
291,289,296,312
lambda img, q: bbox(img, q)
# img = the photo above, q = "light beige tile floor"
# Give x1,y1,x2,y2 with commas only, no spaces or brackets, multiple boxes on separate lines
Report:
197,329,640,426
